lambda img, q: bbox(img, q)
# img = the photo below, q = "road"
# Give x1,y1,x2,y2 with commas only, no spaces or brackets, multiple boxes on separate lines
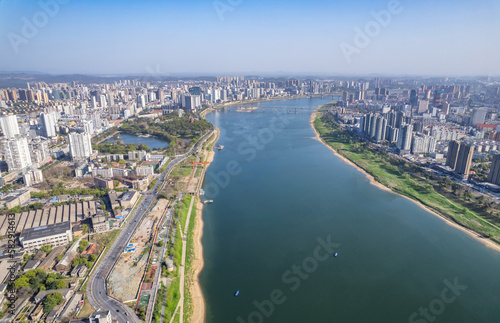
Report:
86,130,213,322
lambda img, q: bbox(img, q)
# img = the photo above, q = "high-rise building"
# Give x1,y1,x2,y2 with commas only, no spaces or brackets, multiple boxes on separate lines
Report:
2,137,32,171
397,124,413,151
446,140,461,170
40,112,57,138
410,90,418,107
0,115,20,138
82,120,94,135
418,100,429,113
29,137,50,166
433,90,444,106
455,144,474,176
471,108,487,125
69,132,93,161
488,154,500,185
374,116,387,142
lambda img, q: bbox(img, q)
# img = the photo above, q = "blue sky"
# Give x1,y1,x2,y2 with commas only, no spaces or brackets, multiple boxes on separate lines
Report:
0,0,499,76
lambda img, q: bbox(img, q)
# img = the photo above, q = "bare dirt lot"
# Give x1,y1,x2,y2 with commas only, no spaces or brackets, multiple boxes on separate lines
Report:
108,199,168,301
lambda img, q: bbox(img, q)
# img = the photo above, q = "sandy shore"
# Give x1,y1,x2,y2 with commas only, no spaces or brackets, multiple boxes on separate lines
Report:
190,128,219,323
310,109,500,253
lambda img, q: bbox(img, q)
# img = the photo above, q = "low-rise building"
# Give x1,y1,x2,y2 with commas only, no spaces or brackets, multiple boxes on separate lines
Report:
119,190,141,209
91,216,109,233
55,239,79,272
0,189,30,209
38,246,66,270
70,264,87,277
19,222,72,252
94,177,114,189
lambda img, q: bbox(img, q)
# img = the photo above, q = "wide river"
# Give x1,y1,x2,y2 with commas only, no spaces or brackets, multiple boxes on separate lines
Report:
200,97,500,323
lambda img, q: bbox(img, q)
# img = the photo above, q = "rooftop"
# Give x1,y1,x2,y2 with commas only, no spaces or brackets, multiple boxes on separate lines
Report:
20,221,71,242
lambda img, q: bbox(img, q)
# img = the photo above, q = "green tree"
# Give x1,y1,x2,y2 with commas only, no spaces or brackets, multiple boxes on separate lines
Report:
40,245,52,254
56,280,66,289
43,292,63,313
82,224,89,235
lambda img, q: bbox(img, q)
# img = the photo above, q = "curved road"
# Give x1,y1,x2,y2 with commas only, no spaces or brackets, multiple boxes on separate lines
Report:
86,130,213,322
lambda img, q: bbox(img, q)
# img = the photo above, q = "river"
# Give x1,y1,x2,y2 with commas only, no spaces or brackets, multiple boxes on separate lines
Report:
200,97,500,323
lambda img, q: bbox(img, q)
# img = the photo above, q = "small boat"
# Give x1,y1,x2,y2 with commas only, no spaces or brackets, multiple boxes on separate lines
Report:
334,253,338,257
234,290,240,297
215,144,224,150
199,189,205,196
203,200,213,204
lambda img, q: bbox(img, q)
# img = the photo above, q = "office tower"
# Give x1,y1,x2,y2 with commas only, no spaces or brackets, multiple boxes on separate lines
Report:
2,137,32,171
189,87,202,96
99,95,107,108
69,132,93,161
157,89,164,105
433,90,443,106
418,100,429,113
446,140,460,170
107,93,115,107
40,112,57,138
397,124,413,151
137,95,146,108
488,155,500,185
455,144,474,176
342,91,348,102
18,89,28,101
0,115,20,138
442,102,450,115
471,108,487,125
410,90,418,107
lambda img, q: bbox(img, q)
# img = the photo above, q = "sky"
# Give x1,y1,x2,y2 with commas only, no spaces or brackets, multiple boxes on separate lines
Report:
0,0,499,76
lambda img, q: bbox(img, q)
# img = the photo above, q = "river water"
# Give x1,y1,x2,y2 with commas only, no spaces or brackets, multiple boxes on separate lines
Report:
200,97,500,323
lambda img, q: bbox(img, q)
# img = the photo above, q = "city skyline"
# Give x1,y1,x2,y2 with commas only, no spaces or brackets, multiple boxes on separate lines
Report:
1,0,499,76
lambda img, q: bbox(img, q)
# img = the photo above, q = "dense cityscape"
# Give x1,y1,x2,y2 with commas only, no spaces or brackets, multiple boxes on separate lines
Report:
0,74,499,321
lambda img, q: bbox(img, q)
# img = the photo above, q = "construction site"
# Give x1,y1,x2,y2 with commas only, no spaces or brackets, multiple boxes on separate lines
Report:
107,198,169,302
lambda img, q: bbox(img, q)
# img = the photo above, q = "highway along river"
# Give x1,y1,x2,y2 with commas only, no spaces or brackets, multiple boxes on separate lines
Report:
200,97,500,323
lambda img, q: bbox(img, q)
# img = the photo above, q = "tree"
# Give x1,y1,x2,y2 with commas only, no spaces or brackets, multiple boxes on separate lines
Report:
56,280,66,289
40,245,52,254
137,307,146,320
43,292,63,313
157,241,164,247
82,224,89,235
14,276,30,290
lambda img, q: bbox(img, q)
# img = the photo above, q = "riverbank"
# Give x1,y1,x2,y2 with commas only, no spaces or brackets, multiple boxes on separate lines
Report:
310,108,500,253
189,127,219,323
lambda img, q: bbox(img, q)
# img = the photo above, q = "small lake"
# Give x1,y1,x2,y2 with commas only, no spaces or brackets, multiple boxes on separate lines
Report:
105,133,169,149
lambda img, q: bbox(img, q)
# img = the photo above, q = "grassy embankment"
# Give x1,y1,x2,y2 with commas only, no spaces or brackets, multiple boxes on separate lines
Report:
183,196,198,321
313,107,500,244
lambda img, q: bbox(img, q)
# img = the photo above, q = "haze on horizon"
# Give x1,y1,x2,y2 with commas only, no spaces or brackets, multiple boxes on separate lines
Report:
0,0,499,77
